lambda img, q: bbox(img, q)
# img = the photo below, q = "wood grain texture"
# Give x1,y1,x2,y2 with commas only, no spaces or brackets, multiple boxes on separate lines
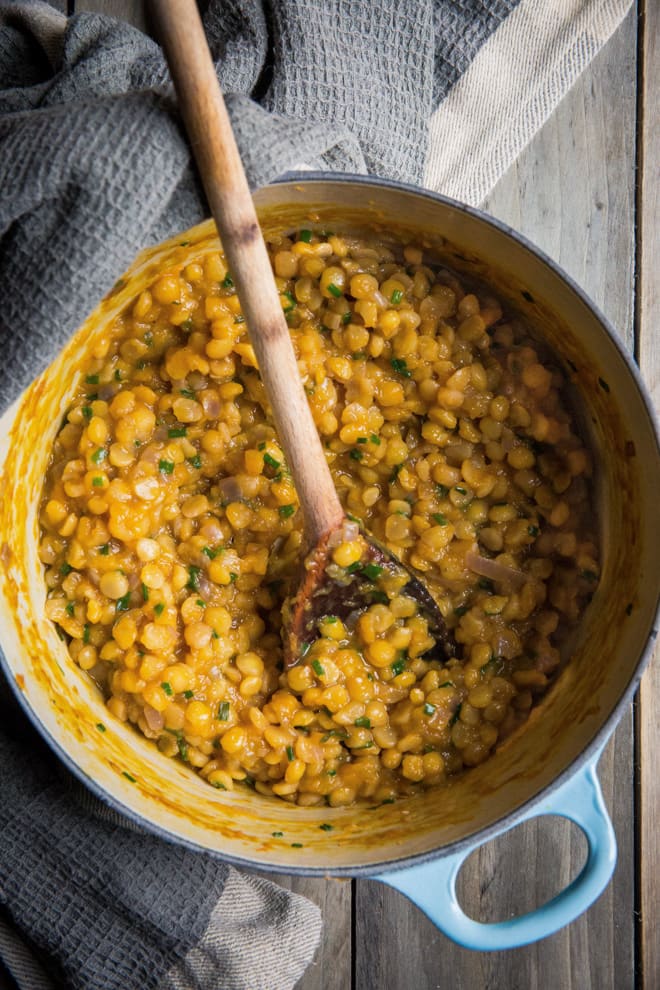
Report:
355,9,638,989
637,0,659,987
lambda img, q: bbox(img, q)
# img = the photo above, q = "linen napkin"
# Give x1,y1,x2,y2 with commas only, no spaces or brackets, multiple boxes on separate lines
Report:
0,1,633,988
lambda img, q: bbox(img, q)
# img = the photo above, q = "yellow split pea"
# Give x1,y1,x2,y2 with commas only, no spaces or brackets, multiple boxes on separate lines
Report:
40,228,599,807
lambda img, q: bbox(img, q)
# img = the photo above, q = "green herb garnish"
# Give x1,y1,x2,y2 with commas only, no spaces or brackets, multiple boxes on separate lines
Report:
91,448,106,464
217,701,230,721
349,449,363,461
92,477,104,487
154,603,165,617
263,452,281,469
161,682,173,696
188,454,202,469
187,565,201,590
96,723,106,733
390,357,411,377
299,229,312,243
116,593,131,612
390,289,403,304
159,459,175,475
279,504,296,519
327,283,342,298
362,563,383,580
432,513,448,526
122,771,137,783
423,703,436,715
354,716,371,728
168,427,187,438
222,273,234,289
286,745,295,761
312,659,325,677
85,374,99,385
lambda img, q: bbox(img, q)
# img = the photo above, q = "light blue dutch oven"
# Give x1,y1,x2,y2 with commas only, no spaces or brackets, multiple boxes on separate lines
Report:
1,175,658,951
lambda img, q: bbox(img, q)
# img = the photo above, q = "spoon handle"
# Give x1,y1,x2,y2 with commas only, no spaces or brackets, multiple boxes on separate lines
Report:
150,0,345,544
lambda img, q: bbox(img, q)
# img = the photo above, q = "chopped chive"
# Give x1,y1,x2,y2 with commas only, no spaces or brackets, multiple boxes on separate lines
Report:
184,690,194,699
114,369,122,381
222,273,234,289
362,563,383,580
263,452,281,469
390,357,411,377
134,440,141,448
85,374,99,385
390,464,402,482
327,283,342,298
327,769,337,777
99,544,110,555
323,615,338,624
81,406,93,421
454,605,468,617
229,572,238,583
60,562,73,575
141,583,149,602
391,656,406,676
346,561,362,574
300,642,312,658
278,504,295,518
432,513,448,526
423,703,436,716
92,476,104,487
291,842,303,848
312,659,325,677
122,771,137,783
91,447,106,464
598,377,610,393
161,681,173,696
82,623,90,644
116,593,131,612
319,823,333,831
168,426,187,438
349,449,363,461
86,393,98,401
187,565,201,590
282,291,296,313
179,240,190,246
299,229,312,243
352,352,366,360
180,387,196,399
211,630,219,639
436,484,449,497
234,315,245,324
196,598,206,608
354,716,371,728
454,486,468,495
390,289,403,304
202,545,222,559
528,524,539,537
144,331,153,346
159,459,175,475
177,736,189,762
449,703,462,727
180,318,193,332
357,436,368,444
286,745,295,761
188,454,202,469
154,602,165,617
370,434,381,445
272,831,284,838
217,701,230,721
65,601,75,616
342,311,351,324
440,681,454,688
96,722,106,732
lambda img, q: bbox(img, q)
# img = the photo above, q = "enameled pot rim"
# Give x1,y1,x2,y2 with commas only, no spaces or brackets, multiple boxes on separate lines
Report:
2,172,659,877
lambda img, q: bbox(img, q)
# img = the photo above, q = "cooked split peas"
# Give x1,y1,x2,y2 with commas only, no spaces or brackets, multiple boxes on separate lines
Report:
40,228,599,807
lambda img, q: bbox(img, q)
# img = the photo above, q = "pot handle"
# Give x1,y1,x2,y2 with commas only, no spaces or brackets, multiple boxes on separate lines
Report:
374,755,616,950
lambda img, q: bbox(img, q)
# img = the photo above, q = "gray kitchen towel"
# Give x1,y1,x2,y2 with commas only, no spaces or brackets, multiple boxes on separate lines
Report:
0,1,633,989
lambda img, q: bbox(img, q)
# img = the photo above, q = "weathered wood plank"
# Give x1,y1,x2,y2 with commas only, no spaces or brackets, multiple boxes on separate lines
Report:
637,0,659,987
263,874,353,990
355,9,638,988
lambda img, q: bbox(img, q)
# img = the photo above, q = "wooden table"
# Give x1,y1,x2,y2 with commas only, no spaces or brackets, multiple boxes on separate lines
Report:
52,3,660,986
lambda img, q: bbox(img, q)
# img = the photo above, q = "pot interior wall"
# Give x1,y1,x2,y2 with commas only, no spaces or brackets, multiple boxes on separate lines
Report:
0,179,657,874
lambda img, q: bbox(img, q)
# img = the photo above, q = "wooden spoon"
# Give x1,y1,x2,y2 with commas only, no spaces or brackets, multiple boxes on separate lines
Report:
151,0,455,666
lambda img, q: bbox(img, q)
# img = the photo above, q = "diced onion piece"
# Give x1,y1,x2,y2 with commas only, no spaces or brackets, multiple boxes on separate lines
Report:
466,550,526,589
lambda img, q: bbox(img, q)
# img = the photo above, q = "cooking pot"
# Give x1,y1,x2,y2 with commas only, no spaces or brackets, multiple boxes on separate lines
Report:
1,175,658,951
